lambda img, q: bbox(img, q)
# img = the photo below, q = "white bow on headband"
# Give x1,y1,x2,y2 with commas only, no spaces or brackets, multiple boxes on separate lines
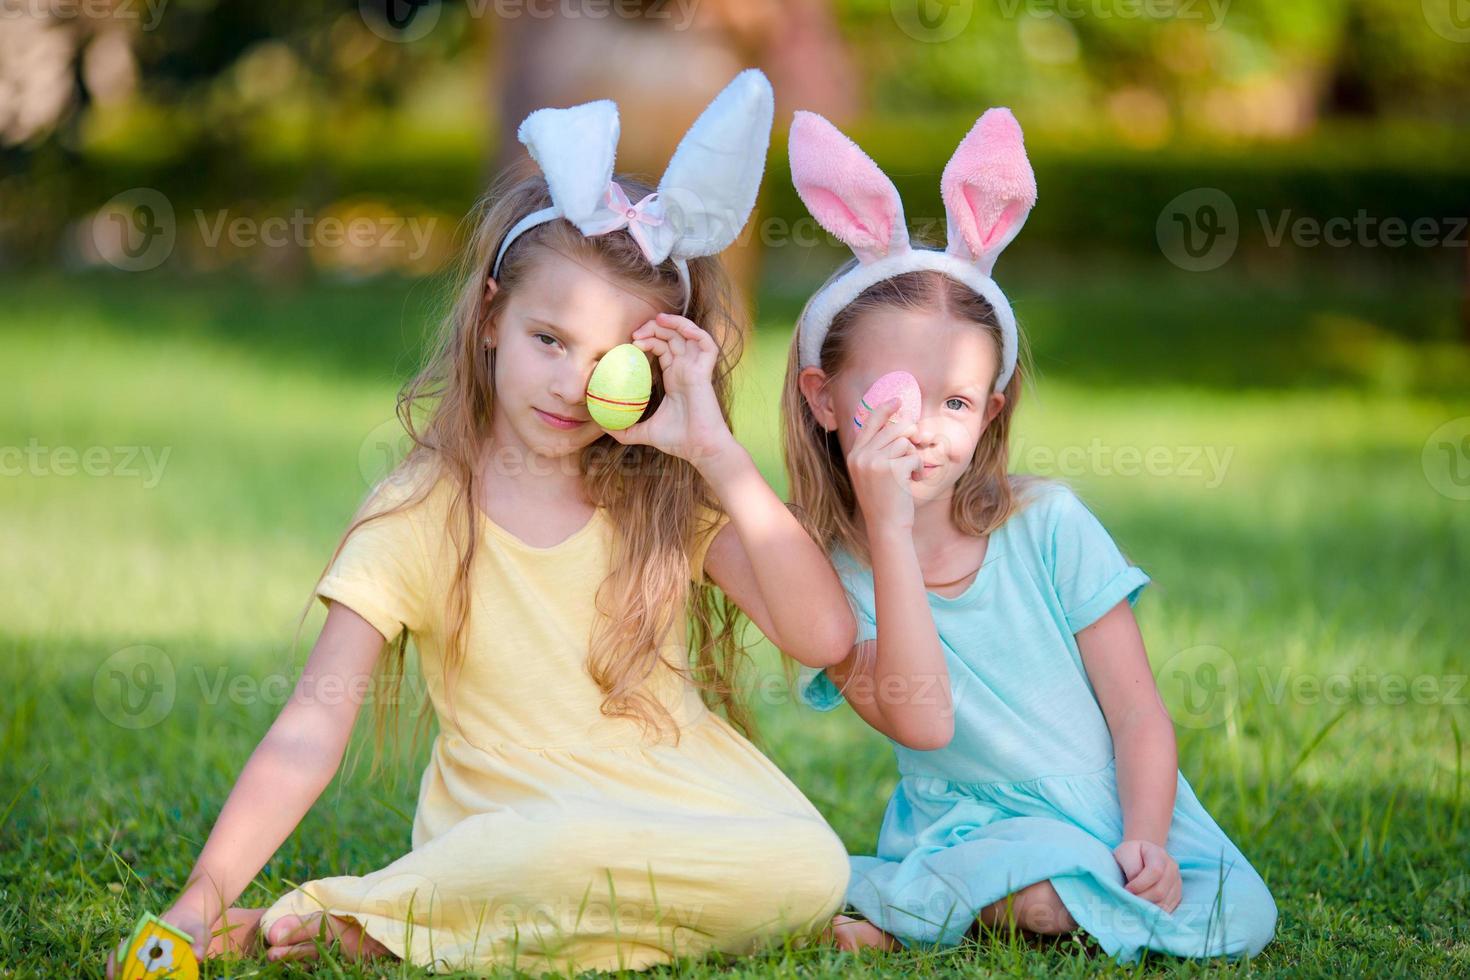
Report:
492,68,775,312
791,107,1037,392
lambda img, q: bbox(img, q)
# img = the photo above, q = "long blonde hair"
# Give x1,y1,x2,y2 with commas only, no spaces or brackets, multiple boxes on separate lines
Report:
310,172,754,778
781,263,1043,565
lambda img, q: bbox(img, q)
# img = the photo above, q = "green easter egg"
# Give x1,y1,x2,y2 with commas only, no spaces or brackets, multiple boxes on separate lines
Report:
586,343,652,431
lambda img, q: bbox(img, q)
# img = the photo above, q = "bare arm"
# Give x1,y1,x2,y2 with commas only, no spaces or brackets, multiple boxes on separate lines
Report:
1078,598,1182,911
699,444,856,668
156,602,387,954
614,313,855,668
823,523,953,750
1078,599,1177,843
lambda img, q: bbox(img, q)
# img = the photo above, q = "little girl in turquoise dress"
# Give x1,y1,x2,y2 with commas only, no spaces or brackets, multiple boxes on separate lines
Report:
778,106,1277,962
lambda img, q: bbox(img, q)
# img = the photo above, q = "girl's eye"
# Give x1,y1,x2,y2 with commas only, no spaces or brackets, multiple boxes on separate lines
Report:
534,333,561,349
945,397,968,411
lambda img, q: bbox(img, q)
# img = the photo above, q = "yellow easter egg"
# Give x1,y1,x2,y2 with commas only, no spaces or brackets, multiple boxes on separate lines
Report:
586,343,652,431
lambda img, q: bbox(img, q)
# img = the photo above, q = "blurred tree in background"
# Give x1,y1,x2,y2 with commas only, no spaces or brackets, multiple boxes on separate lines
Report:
0,0,1466,284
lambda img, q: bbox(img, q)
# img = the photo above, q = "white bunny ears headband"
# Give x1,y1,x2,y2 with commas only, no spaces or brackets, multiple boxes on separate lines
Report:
492,68,775,312
791,107,1037,393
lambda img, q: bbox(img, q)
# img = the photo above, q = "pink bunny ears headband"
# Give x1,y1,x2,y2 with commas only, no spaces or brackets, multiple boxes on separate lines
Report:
492,68,775,313
791,107,1037,393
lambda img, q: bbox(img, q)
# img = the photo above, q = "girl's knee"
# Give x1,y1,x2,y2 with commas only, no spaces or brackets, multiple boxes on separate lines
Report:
747,820,850,930
786,822,851,919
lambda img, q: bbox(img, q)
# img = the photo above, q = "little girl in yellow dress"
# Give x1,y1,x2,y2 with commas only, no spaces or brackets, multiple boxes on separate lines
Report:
110,70,855,975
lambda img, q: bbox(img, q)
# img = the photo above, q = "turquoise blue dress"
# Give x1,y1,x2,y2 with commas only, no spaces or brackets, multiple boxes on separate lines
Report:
800,483,1276,962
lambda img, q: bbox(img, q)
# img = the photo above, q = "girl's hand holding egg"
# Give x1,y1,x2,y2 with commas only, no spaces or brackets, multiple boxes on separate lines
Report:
585,343,652,431
601,312,736,470
853,371,921,432
845,373,924,533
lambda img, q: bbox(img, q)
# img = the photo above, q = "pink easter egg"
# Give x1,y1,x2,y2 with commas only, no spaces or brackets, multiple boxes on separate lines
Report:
854,370,921,430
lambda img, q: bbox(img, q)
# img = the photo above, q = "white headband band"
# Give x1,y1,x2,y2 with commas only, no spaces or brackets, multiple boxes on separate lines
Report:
790,107,1037,393
491,69,775,313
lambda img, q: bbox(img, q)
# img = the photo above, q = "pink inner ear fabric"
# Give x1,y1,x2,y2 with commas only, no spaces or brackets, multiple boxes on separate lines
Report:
790,110,902,259
942,107,1037,260
801,187,889,253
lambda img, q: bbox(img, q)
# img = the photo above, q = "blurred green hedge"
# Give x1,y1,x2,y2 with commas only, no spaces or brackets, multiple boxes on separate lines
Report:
5,114,1468,272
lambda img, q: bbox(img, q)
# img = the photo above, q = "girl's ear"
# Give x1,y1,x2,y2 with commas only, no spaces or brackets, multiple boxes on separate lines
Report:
483,275,500,347
982,391,1006,428
798,366,839,431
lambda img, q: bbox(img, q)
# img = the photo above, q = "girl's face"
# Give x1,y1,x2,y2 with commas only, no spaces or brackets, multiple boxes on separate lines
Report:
486,248,662,463
799,306,1007,502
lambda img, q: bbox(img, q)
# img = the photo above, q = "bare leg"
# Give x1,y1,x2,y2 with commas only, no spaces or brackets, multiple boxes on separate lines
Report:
978,880,1078,936
263,911,396,963
824,913,902,952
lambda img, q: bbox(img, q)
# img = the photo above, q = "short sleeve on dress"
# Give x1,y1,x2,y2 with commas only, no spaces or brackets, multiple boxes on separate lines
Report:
688,506,732,585
1044,486,1150,633
316,473,432,643
796,598,877,712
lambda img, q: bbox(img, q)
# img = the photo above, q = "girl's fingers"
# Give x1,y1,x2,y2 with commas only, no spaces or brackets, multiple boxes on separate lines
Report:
655,311,701,335
632,338,678,380
267,941,319,961
851,398,895,444
638,320,688,358
657,311,715,345
266,915,315,945
1125,860,1165,896
879,437,918,462
604,422,647,446
685,325,717,355
872,420,917,453
858,399,909,448
633,335,671,363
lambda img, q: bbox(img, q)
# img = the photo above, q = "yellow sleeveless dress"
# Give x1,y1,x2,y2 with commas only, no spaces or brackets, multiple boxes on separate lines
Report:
257,466,849,972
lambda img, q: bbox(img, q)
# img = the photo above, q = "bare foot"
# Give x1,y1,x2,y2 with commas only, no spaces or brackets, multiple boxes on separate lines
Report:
827,913,901,952
978,880,1078,936
263,911,394,963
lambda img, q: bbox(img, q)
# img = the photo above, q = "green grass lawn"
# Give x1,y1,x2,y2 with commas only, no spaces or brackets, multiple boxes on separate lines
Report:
2,265,1467,977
